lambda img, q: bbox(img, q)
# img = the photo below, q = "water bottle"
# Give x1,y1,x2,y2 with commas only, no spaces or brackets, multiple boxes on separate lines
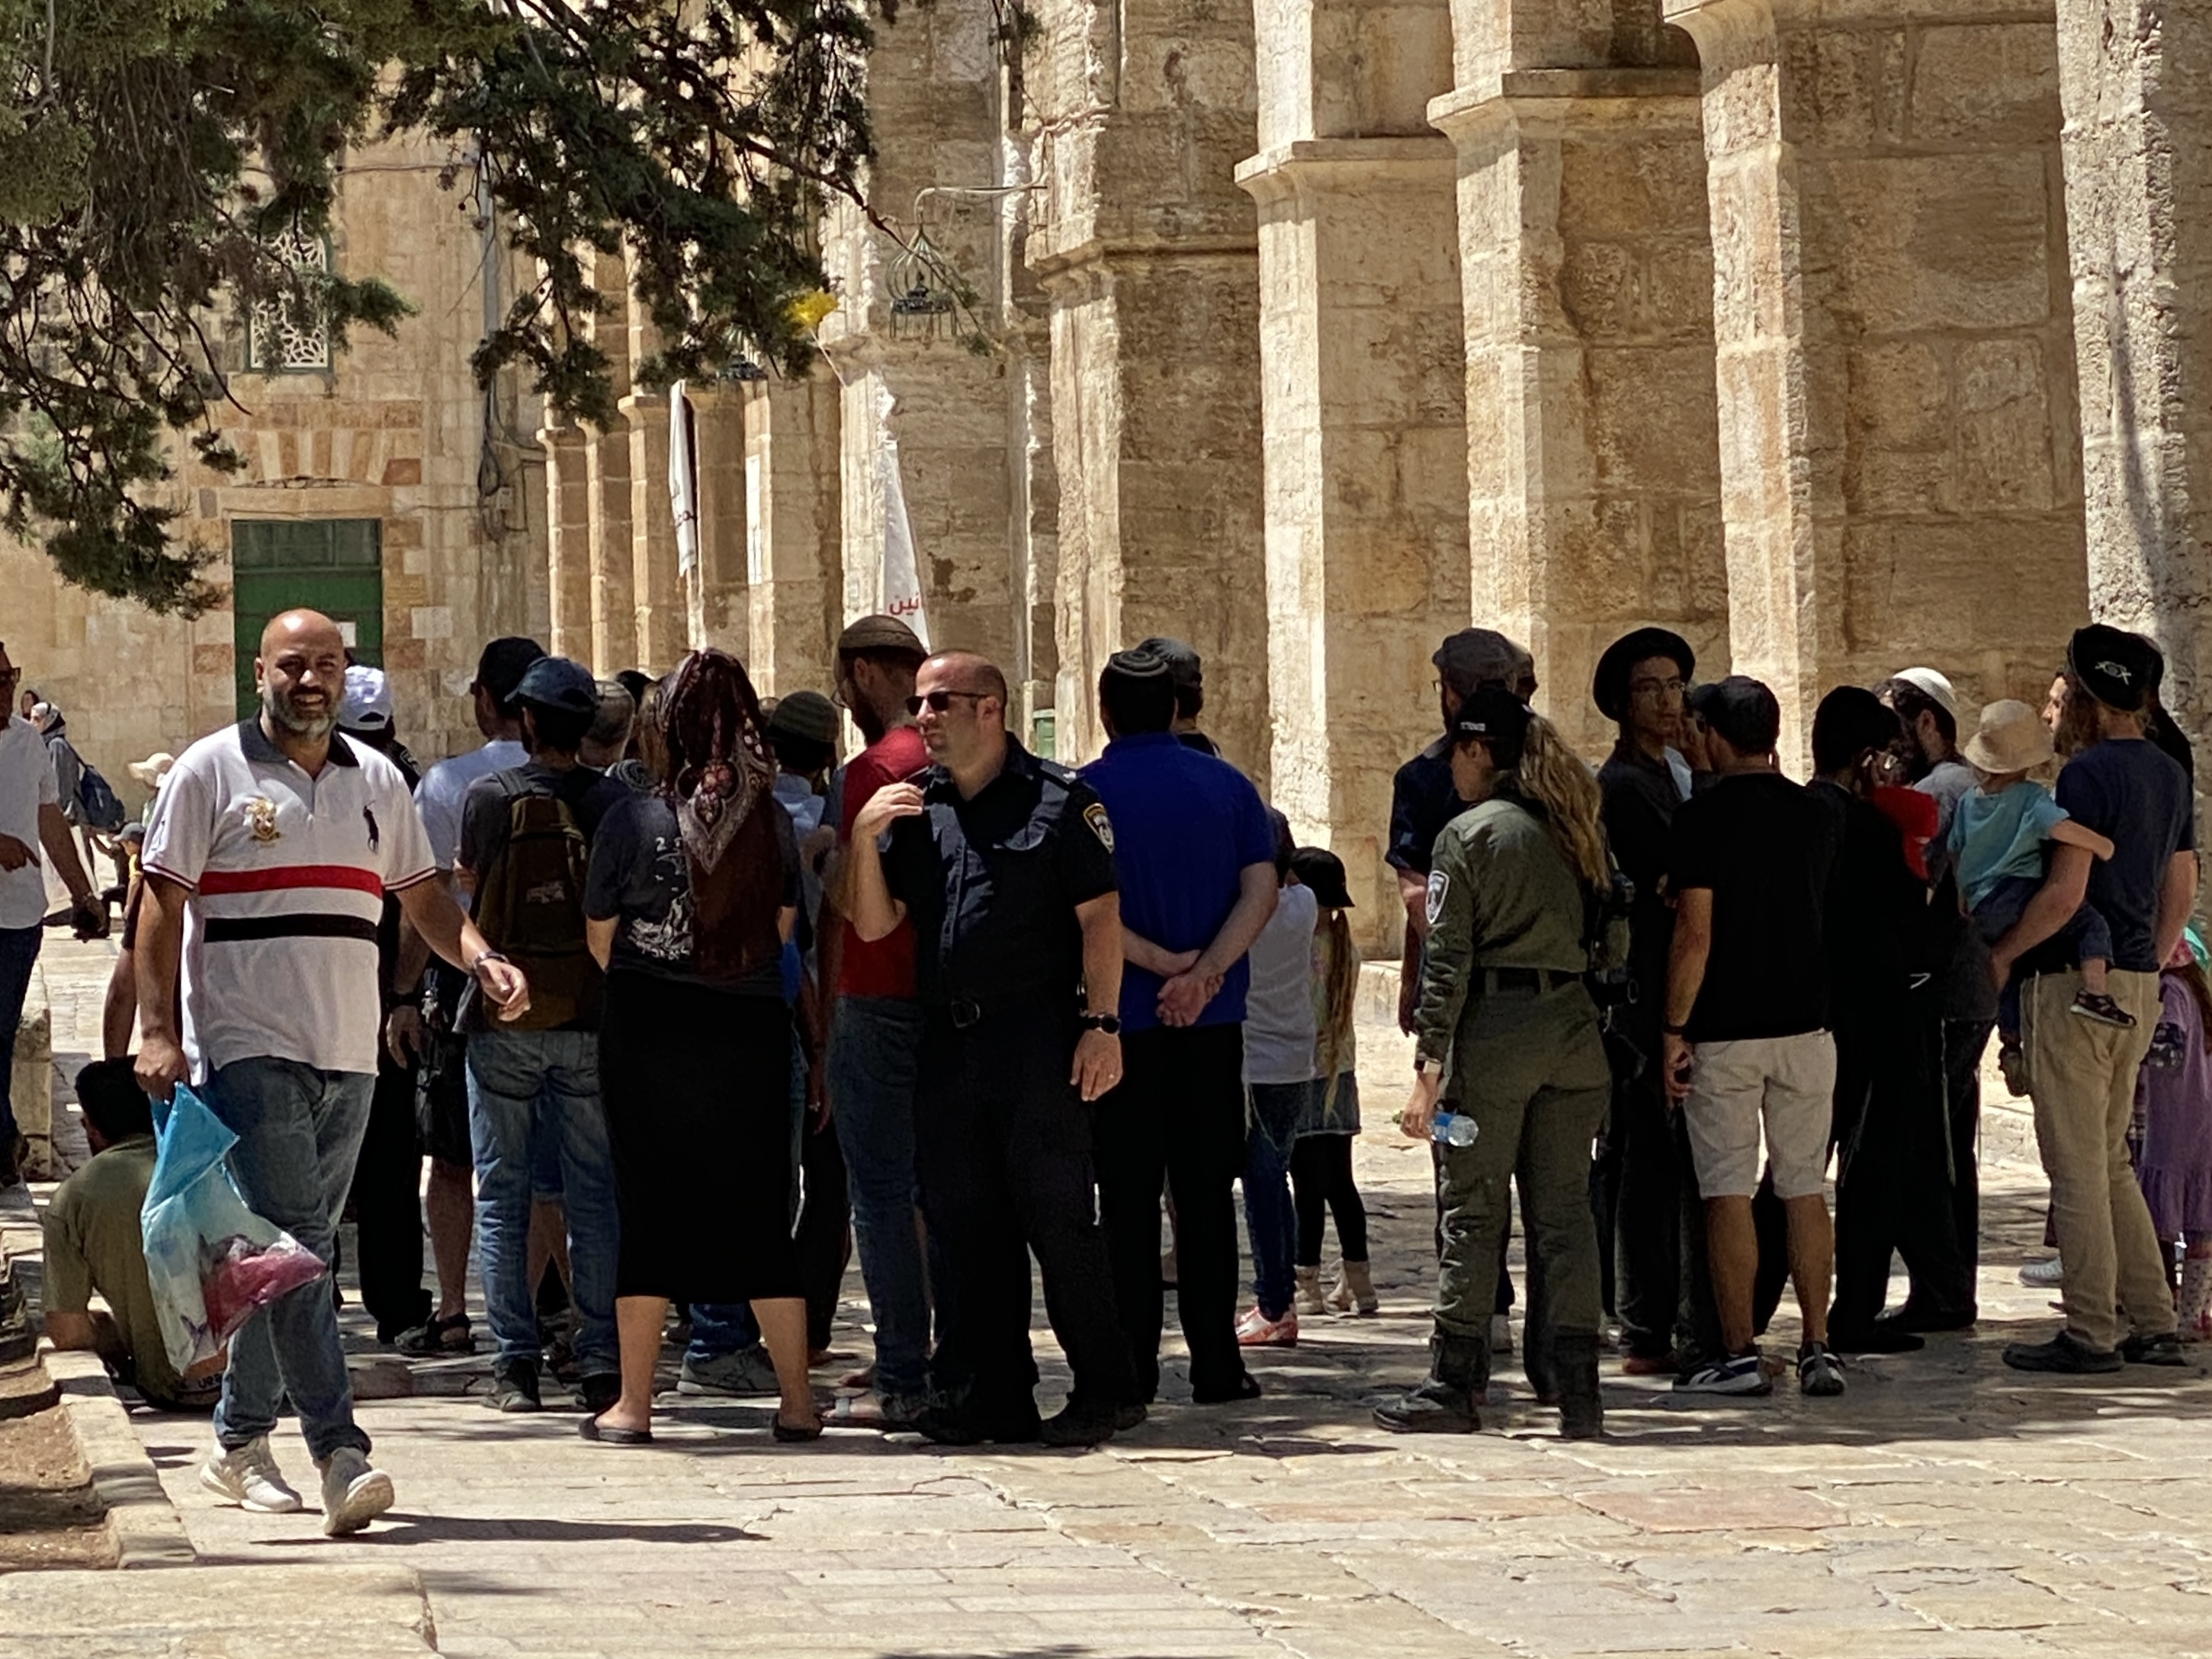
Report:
1430,1111,1478,1147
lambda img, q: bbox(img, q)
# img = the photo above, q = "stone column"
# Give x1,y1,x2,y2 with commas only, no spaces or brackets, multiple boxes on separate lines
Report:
1668,0,2088,760
743,374,844,697
683,383,750,662
584,418,634,675
1027,0,1272,782
2054,0,2212,755
1238,0,1469,947
623,396,689,674
1430,63,1731,761
541,423,593,663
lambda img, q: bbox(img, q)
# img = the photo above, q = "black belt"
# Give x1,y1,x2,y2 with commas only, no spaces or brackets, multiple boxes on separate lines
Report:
1478,966,1578,996
937,994,1071,1032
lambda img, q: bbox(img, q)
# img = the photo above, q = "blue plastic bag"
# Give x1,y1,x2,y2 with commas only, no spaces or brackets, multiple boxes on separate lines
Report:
139,1083,329,1374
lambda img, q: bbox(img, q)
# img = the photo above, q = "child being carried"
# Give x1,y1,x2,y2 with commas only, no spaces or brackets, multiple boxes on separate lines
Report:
1953,699,2127,1080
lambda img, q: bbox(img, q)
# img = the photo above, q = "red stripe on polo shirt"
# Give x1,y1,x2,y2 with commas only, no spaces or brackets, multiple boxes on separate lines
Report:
197,864,387,899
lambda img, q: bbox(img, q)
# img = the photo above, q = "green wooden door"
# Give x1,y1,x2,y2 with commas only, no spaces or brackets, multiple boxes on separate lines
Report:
231,519,384,717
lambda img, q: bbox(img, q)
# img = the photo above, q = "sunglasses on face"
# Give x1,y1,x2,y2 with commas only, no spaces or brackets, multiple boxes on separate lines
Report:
906,689,987,716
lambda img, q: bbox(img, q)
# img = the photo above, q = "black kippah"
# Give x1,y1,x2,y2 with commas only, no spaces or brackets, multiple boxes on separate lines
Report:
1105,647,1170,680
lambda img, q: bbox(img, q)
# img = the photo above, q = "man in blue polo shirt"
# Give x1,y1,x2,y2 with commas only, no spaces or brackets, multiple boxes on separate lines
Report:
1084,647,1278,1404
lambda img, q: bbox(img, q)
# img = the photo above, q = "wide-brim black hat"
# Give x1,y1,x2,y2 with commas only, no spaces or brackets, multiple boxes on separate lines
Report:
1592,627,1695,722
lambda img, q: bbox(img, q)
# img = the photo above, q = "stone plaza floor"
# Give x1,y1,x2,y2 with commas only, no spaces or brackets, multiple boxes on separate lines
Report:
14,935,2212,1657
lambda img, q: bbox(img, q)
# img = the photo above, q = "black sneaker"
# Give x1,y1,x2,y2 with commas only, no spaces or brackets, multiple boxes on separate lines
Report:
2002,1330,2124,1373
2069,990,2137,1028
1039,1397,1123,1448
913,1405,1042,1446
2121,1331,2188,1367
1190,1370,1263,1406
488,1362,542,1413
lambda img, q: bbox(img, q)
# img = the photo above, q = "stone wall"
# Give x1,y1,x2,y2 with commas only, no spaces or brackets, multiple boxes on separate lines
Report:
0,132,547,799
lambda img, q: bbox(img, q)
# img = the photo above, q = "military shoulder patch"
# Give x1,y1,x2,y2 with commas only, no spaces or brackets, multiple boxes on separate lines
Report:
1426,868,1448,927
1084,801,1116,852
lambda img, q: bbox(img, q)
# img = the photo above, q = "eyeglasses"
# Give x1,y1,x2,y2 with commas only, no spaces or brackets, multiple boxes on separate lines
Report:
1629,676,1687,700
906,689,986,716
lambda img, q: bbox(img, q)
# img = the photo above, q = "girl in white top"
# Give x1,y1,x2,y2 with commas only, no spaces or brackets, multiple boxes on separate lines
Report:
1290,847,1373,1315
1237,815,1318,1346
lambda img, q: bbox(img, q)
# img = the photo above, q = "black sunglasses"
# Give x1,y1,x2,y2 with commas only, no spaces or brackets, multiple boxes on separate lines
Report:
906,689,987,716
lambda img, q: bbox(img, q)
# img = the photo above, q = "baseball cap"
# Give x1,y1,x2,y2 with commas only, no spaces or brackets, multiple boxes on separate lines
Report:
513,656,599,717
1290,846,1354,910
766,689,840,746
473,637,547,704
1452,684,1533,752
2068,624,2160,714
339,664,394,733
1592,627,1694,722
836,615,926,659
1434,628,1536,699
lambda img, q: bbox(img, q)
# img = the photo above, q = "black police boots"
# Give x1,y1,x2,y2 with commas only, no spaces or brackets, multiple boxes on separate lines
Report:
1373,1332,1485,1433
1552,1333,1604,1440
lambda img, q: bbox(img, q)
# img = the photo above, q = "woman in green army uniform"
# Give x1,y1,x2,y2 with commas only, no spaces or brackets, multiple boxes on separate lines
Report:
1376,685,1623,1439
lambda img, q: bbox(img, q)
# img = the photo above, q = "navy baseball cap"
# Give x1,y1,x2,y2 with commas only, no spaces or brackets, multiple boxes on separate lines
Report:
514,656,599,717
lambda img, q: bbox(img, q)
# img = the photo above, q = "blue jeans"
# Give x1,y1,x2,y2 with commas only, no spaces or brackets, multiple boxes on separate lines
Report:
0,923,40,1143
201,1059,373,1462
827,995,929,1399
466,1030,620,1378
1242,1082,1308,1320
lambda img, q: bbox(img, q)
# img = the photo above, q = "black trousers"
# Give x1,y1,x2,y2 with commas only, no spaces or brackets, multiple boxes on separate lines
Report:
1610,1048,1705,1363
1290,1135,1367,1265
797,1109,852,1352
348,1051,431,1344
1095,1024,1249,1401
1829,1011,1971,1333
914,1006,1131,1417
1940,1019,1993,1313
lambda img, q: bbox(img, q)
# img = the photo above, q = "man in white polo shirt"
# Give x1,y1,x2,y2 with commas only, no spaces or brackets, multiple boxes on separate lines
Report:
0,640,102,1186
136,610,531,1537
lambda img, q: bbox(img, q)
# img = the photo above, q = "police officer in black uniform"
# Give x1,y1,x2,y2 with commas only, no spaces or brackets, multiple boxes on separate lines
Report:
845,649,1138,1449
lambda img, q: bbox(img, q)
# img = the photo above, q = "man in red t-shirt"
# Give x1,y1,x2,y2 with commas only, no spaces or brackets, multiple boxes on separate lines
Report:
821,615,933,1425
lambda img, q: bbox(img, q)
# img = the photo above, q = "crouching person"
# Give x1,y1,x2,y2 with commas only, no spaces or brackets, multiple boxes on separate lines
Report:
1376,688,1617,1439
42,1058,224,1410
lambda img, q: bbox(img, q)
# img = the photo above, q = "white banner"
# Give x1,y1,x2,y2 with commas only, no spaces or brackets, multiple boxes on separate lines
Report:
669,381,700,578
880,428,929,647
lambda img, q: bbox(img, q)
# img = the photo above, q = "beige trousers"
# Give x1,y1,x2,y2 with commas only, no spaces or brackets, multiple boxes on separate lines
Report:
2024,968,2173,1352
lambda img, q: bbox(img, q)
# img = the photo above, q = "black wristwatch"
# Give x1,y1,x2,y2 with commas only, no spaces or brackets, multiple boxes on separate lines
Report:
1080,1011,1123,1035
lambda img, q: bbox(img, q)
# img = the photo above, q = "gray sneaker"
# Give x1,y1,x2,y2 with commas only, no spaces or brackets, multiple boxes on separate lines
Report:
201,1436,303,1513
678,1344,782,1397
318,1447,395,1537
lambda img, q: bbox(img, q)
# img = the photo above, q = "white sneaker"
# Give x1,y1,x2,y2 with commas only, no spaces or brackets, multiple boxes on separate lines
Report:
200,1436,303,1513
318,1447,396,1537
2019,1257,2066,1288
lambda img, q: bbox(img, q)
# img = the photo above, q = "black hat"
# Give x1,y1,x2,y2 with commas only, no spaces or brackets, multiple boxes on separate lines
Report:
1134,637,1202,694
1433,628,1535,699
474,637,547,704
1452,684,1533,759
1106,646,1173,681
1291,846,1354,910
1592,627,1695,722
2068,624,2160,714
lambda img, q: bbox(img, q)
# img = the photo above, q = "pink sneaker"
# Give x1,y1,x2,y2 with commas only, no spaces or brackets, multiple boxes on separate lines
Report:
1235,1306,1299,1347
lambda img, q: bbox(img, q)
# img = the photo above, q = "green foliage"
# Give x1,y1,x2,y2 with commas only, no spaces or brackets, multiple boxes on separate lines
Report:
0,0,878,611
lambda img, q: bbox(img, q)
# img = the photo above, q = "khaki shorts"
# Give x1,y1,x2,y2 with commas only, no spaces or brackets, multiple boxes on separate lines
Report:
1682,1032,1836,1200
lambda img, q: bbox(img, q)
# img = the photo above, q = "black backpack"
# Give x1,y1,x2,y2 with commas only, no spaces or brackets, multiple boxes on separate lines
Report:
472,771,599,1029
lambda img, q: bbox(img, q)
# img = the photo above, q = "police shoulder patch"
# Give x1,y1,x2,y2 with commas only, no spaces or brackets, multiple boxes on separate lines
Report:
1426,868,1449,927
1084,801,1116,852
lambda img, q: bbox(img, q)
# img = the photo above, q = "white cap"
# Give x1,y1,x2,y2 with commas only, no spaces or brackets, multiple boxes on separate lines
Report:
1889,666,1958,723
340,665,394,733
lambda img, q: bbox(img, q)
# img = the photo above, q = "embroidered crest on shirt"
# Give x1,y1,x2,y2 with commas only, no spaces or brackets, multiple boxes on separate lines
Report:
1426,869,1448,927
244,797,281,843
1084,802,1115,852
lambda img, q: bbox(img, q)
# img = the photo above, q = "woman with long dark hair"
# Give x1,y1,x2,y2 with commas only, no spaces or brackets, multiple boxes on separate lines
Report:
581,650,819,1443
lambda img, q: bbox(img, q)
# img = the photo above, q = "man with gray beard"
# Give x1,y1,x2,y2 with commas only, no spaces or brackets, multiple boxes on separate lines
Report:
136,610,532,1535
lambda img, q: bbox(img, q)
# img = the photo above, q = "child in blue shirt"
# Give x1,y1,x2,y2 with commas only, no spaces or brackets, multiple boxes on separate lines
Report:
1954,700,2123,1069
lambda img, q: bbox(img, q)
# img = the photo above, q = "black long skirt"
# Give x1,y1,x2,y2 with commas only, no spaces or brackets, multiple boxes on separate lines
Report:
599,970,802,1304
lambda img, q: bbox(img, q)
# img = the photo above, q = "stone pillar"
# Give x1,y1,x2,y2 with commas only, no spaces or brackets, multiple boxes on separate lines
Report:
684,383,750,663
623,392,689,673
1430,61,1730,761
2054,0,2212,757
584,419,634,675
816,2,1021,672
541,423,593,663
1238,0,1469,948
743,374,844,697
1668,0,2088,761
1027,0,1272,782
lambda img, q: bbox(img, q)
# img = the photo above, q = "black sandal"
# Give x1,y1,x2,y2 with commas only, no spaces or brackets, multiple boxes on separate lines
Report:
772,1414,824,1443
579,1416,653,1446
394,1313,473,1356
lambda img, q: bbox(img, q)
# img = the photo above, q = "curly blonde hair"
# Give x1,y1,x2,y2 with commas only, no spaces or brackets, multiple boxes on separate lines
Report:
1515,712,1611,892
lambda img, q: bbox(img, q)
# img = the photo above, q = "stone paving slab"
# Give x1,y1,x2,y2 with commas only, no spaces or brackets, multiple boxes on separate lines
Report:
21,937,2212,1657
